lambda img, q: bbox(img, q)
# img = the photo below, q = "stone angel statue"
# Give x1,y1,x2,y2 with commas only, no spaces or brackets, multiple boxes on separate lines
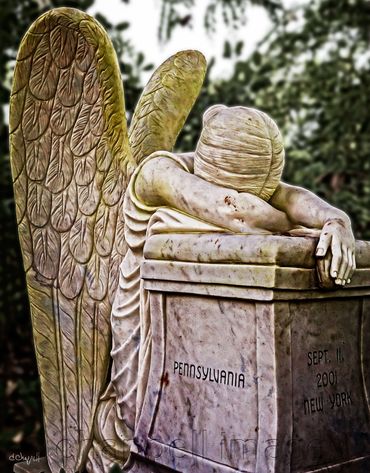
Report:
10,7,356,473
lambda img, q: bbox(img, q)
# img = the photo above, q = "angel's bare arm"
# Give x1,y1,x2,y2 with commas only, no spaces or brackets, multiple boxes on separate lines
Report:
135,156,294,234
270,182,355,285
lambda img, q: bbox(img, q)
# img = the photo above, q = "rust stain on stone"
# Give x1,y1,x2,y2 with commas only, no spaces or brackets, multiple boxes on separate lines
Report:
161,371,170,387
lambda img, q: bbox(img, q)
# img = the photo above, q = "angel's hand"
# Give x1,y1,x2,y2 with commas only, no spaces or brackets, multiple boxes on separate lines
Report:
315,218,356,286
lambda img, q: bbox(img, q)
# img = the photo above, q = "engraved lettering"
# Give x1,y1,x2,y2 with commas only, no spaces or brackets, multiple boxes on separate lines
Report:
227,371,234,386
213,369,219,383
336,347,345,363
302,343,353,416
238,373,245,388
173,361,245,388
329,393,334,409
316,370,337,388
328,391,353,409
304,395,324,415
307,349,330,366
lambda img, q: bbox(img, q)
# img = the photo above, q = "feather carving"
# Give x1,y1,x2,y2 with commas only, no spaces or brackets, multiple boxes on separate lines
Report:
58,62,84,106
50,181,77,232
9,128,25,179
71,102,100,155
13,168,28,223
96,138,113,172
86,254,109,301
22,92,53,140
59,234,85,299
102,157,124,206
26,129,52,181
75,35,94,71
94,202,117,257
45,133,73,192
27,181,52,227
12,56,32,93
32,225,61,280
129,50,206,163
77,179,100,216
18,217,33,271
69,212,94,264
74,149,96,186
50,25,78,68
50,94,79,136
10,8,134,473
84,64,100,104
29,35,60,100
9,87,26,133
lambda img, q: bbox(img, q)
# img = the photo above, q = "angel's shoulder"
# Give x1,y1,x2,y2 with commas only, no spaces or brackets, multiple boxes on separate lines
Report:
131,151,193,207
138,151,194,176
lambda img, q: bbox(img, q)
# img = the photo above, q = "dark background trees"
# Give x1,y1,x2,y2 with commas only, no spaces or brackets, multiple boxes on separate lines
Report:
1,0,369,470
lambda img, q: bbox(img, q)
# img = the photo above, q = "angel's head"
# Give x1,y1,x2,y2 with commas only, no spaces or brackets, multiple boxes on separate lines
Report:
194,105,285,201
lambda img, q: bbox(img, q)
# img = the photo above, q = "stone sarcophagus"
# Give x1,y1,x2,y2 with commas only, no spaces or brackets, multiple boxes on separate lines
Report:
132,234,370,473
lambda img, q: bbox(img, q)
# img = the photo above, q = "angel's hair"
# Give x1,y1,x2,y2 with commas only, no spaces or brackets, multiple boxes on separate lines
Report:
194,105,285,201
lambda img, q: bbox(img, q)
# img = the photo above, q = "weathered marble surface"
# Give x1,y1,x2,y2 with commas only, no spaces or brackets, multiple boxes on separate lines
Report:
132,234,370,473
144,233,370,269
142,234,370,291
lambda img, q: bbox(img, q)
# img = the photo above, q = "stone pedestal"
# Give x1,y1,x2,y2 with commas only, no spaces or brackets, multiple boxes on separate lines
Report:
132,234,370,473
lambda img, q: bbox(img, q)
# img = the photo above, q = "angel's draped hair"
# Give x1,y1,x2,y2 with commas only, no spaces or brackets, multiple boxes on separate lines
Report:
194,104,285,201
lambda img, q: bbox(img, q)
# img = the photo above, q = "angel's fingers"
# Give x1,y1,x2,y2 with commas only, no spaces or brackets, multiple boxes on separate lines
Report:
316,252,334,288
330,240,342,280
344,249,354,281
349,250,356,281
316,232,331,257
324,254,331,280
350,251,357,282
337,247,349,284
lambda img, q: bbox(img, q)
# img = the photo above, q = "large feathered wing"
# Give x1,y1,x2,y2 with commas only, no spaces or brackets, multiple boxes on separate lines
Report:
9,8,134,473
129,50,207,163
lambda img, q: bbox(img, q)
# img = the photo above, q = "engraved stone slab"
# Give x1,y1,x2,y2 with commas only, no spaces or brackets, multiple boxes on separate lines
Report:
132,234,370,473
151,295,258,472
290,298,370,470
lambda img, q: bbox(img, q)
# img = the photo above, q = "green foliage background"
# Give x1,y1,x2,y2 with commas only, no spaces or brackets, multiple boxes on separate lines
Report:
1,0,369,470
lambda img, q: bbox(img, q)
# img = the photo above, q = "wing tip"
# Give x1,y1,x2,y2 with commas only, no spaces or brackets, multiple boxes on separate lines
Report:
16,7,94,61
175,49,207,62
172,49,207,72
31,7,92,30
